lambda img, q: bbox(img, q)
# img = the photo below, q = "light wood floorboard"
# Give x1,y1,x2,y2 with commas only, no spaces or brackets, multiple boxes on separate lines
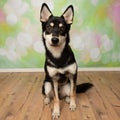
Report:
0,72,119,120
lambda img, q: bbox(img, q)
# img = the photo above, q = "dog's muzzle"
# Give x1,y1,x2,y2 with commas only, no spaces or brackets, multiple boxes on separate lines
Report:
51,37,59,45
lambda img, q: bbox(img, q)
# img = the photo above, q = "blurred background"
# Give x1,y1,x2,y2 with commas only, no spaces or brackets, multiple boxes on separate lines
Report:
0,0,120,68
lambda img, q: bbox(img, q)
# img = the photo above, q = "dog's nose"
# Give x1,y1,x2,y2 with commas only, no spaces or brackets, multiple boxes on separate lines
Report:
51,38,59,45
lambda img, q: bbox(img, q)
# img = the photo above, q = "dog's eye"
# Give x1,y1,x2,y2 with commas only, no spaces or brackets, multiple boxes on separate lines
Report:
59,27,65,34
60,27,64,30
46,26,52,33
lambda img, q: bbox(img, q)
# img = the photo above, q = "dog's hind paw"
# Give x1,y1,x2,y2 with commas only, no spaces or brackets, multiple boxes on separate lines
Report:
65,96,70,104
44,97,50,105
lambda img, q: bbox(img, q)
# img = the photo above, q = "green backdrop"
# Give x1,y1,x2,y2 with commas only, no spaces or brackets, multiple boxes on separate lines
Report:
0,0,120,68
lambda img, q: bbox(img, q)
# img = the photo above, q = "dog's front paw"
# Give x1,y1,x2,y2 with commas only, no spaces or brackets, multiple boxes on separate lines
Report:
52,110,60,119
69,103,76,111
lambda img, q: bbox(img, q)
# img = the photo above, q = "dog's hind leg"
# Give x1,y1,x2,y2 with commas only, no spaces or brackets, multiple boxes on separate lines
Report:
59,83,71,104
43,82,53,105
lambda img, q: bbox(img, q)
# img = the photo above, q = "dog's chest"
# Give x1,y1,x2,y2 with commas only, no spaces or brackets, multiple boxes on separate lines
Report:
47,62,77,78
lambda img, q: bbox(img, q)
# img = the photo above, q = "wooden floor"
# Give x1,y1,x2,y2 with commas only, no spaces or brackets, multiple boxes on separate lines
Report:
0,72,120,120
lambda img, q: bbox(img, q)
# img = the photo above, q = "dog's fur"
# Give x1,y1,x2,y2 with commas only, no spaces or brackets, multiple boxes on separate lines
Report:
40,3,93,119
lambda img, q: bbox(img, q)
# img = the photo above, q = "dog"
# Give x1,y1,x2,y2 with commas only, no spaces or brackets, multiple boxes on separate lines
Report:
40,3,93,119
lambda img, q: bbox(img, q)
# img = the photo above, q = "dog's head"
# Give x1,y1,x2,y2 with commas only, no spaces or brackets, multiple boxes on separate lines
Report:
40,3,74,47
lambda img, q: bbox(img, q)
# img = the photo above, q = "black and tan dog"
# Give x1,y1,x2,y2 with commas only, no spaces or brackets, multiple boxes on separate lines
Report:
40,3,93,119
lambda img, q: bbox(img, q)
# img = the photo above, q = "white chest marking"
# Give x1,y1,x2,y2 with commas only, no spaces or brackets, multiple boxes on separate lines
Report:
46,42,65,58
47,63,77,77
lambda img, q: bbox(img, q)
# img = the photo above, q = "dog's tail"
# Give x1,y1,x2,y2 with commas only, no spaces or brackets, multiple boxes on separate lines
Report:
76,83,93,93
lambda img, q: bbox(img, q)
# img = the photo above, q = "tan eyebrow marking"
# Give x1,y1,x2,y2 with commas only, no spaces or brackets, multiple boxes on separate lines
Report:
59,23,63,27
50,22,54,27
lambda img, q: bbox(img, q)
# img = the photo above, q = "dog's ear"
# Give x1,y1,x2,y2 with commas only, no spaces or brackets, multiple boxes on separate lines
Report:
61,5,74,24
40,3,52,22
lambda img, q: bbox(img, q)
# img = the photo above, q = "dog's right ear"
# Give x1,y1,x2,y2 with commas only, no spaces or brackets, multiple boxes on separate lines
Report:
40,3,52,22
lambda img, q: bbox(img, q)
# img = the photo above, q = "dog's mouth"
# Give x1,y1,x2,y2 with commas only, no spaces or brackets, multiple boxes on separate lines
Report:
51,44,59,47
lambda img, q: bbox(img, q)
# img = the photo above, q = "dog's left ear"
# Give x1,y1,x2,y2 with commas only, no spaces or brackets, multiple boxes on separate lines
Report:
61,5,74,24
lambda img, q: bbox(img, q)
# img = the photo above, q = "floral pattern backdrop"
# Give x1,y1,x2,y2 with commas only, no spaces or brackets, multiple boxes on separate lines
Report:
0,0,120,68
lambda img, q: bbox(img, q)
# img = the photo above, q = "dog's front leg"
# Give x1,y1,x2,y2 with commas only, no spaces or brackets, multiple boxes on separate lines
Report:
69,75,76,111
52,80,60,119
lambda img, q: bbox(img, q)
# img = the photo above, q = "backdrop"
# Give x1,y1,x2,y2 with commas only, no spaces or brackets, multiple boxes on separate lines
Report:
0,0,120,68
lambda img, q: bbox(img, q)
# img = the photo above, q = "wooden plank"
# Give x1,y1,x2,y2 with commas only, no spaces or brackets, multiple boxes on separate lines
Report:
100,72,120,100
0,72,120,120
56,98,83,120
98,72,120,117
86,87,111,120
40,104,52,120
20,73,44,120
0,73,17,93
77,93,96,120
87,72,120,120
0,73,22,120
0,73,44,120
98,78,120,107
12,73,44,120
